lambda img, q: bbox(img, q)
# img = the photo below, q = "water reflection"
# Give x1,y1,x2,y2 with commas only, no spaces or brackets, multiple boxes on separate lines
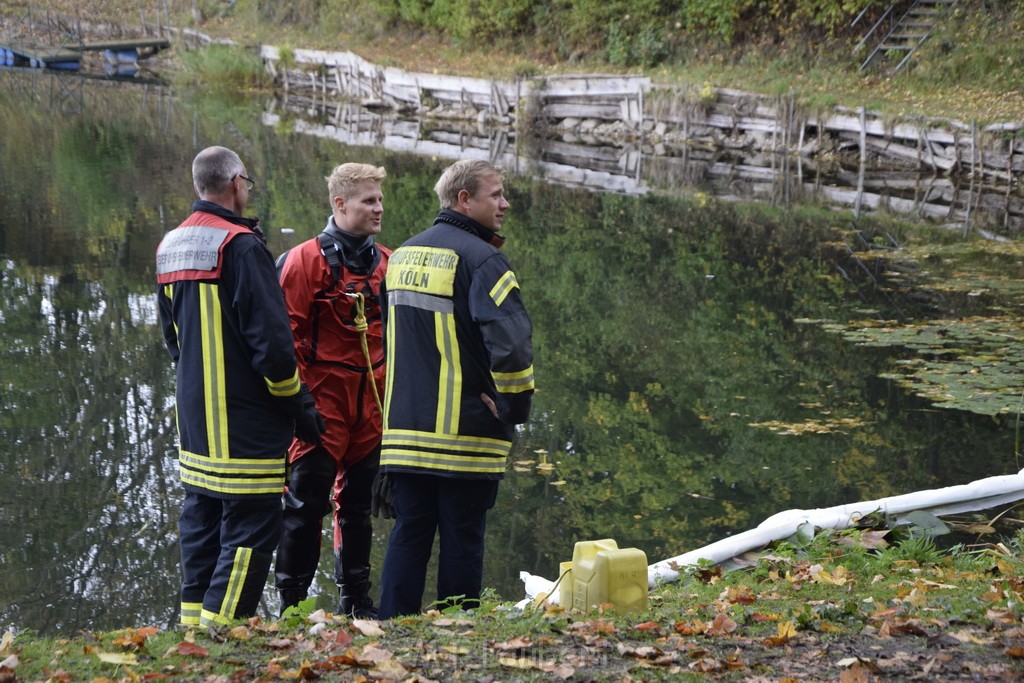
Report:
266,95,1024,234
2,70,1022,636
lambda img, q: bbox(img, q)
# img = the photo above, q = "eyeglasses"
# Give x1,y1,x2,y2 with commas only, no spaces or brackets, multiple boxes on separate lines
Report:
237,174,255,190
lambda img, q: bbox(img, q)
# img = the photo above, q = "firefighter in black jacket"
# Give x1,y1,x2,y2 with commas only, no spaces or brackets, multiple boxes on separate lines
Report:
156,146,324,627
376,159,535,619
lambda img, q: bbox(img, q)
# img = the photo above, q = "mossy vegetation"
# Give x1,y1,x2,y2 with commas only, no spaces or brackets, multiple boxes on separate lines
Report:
174,43,267,91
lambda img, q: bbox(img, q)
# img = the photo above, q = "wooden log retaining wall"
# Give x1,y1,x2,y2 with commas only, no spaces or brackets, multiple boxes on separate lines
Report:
261,46,1024,183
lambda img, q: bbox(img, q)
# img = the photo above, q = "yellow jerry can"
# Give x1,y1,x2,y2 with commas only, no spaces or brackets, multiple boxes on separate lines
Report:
563,539,648,613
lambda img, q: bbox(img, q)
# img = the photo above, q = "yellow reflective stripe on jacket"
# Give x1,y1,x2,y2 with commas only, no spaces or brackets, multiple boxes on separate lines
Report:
381,428,511,475
265,368,300,397
383,428,511,454
180,470,285,496
381,450,507,474
435,310,461,435
179,450,285,495
179,601,202,626
163,284,179,337
383,307,398,429
381,428,511,474
493,365,536,393
199,283,229,458
489,270,519,307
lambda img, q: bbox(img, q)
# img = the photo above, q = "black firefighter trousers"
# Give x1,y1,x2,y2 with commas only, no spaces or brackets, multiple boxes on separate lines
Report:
178,490,282,627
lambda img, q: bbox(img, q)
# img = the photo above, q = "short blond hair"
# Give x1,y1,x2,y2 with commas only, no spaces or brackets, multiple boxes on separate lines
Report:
434,159,505,209
326,163,386,202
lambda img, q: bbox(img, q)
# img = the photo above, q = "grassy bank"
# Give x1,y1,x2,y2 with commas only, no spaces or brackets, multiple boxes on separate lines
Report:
7,1,1024,122
4,524,1024,681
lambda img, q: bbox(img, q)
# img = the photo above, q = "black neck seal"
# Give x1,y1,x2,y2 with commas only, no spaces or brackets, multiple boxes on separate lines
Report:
322,221,378,275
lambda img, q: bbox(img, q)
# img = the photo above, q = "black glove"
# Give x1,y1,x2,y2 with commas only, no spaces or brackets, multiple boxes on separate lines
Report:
371,471,395,519
289,384,325,445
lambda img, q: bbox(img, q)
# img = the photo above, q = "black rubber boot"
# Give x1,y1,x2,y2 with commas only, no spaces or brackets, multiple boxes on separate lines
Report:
279,589,308,617
338,578,377,619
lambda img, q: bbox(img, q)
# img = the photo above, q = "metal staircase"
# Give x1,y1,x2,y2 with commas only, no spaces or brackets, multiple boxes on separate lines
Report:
854,0,958,73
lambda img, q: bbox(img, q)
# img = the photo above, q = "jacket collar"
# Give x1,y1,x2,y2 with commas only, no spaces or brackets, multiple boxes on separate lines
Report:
435,208,505,249
192,200,264,241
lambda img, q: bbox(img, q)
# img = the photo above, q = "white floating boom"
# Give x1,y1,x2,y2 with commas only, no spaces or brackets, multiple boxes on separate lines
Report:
522,470,1024,605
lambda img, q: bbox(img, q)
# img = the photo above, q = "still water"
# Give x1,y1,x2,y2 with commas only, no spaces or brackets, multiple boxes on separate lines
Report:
2,70,1023,635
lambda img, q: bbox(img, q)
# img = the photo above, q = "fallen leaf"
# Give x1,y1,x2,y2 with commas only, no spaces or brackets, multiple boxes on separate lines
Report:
351,619,385,637
981,585,1006,603
839,661,871,682
674,619,706,636
634,621,661,632
499,656,534,669
764,620,796,647
373,658,408,679
176,641,208,657
307,609,330,624
590,620,616,634
719,585,757,605
551,664,575,679
334,628,352,648
96,652,138,665
838,529,889,550
356,645,394,665
493,636,533,652
266,638,294,650
986,607,1017,624
750,612,781,622
705,613,737,637
226,625,250,640
690,657,725,673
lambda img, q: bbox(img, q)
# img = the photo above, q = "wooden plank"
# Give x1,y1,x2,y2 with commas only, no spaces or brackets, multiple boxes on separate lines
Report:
407,72,499,96
75,38,170,52
536,75,649,97
423,89,492,109
542,102,625,120
3,43,81,62
541,93,639,106
380,82,419,106
813,112,959,145
836,132,958,170
703,113,780,134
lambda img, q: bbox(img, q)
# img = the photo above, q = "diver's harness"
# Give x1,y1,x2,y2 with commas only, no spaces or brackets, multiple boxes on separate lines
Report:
317,232,384,412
